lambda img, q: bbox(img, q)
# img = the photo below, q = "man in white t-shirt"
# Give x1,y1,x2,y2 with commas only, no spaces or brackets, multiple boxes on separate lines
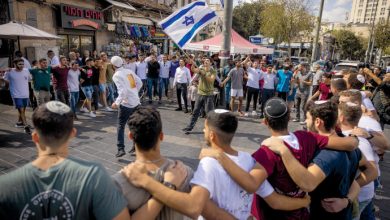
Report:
122,110,309,219
158,54,171,103
242,57,261,115
2,58,32,134
123,55,137,73
260,65,277,118
67,61,81,119
135,54,148,99
338,101,378,220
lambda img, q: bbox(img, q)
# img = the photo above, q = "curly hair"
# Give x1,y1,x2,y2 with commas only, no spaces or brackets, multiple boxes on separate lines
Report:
127,106,162,151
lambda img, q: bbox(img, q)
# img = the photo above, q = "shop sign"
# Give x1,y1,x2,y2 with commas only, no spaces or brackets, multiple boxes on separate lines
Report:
60,4,104,30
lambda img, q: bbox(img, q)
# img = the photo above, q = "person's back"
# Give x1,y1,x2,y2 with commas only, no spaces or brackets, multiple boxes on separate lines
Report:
0,101,129,220
0,157,126,219
309,148,361,220
113,159,193,220
191,151,255,219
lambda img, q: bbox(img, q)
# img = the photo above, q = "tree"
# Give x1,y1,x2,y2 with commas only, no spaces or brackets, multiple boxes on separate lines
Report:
232,0,264,39
260,0,314,56
374,22,390,60
332,29,365,60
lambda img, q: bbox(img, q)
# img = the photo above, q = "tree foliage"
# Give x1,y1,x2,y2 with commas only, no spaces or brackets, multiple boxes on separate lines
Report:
232,0,264,39
374,22,390,50
332,29,365,60
260,0,314,55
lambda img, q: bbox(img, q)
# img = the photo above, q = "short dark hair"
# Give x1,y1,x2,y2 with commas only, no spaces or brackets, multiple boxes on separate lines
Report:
32,60,38,66
306,100,338,132
265,111,289,132
348,72,364,90
39,58,47,63
338,102,362,127
13,58,24,64
331,78,347,92
206,110,238,146
127,106,162,151
323,72,332,79
32,102,74,147
15,51,22,57
59,56,67,61
47,50,54,54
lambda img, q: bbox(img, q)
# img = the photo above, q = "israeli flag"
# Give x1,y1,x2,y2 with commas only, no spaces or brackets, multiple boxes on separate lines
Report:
159,0,218,48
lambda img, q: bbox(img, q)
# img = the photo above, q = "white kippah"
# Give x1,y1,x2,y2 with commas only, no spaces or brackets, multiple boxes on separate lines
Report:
45,101,71,115
346,102,358,107
214,109,230,114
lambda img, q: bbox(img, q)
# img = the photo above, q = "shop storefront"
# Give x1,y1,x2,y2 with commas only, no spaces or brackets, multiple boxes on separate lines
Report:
57,4,104,55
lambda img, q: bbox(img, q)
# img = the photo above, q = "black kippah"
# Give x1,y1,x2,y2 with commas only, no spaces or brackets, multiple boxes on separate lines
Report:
264,98,288,118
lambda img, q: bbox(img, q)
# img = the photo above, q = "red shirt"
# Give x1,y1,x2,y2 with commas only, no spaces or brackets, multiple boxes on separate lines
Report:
251,131,329,220
52,66,70,91
319,83,331,100
186,63,194,77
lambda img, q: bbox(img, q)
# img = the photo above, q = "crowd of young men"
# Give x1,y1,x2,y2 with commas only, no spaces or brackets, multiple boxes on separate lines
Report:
0,51,389,219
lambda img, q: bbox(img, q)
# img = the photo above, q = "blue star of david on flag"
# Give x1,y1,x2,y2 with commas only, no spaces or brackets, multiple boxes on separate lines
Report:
159,0,217,48
182,16,195,26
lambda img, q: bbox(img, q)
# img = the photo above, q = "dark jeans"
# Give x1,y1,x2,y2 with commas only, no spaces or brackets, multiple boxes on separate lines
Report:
147,78,158,101
176,83,188,109
70,91,79,114
360,200,375,220
139,79,147,98
187,95,214,130
312,85,319,94
295,92,308,120
56,89,70,106
92,85,99,111
262,89,275,113
246,86,259,112
159,77,169,100
117,105,138,150
106,82,116,104
277,91,287,101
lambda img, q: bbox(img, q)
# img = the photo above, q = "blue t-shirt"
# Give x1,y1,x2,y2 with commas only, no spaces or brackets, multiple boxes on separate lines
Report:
309,148,362,220
170,61,179,78
276,70,293,92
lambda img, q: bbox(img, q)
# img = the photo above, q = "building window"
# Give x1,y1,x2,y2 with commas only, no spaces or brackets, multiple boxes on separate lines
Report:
59,34,94,56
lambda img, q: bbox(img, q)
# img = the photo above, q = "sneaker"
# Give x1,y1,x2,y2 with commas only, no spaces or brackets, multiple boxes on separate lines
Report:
292,118,300,122
128,147,136,156
300,121,306,125
148,100,153,104
158,100,162,104
104,107,114,112
24,125,31,135
89,112,96,118
115,149,126,158
98,103,103,108
259,114,264,119
80,107,89,113
244,112,249,117
175,107,183,111
182,127,192,132
15,122,24,128
252,111,257,116
184,109,189,113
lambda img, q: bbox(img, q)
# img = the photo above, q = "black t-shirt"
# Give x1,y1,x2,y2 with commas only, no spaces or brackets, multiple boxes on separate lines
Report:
309,148,362,220
80,66,98,87
147,61,160,78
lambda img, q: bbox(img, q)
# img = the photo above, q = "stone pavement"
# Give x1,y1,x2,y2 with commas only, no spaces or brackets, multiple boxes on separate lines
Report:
0,101,389,219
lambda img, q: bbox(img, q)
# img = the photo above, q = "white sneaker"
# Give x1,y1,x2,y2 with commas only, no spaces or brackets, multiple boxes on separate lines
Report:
98,103,103,108
252,111,257,116
244,112,249,117
105,107,114,112
80,107,89,113
89,112,96,118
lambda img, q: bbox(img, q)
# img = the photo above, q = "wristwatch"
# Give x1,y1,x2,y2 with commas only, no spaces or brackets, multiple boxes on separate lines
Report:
163,181,177,190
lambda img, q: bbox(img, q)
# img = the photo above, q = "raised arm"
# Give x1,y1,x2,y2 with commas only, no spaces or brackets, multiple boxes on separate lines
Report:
363,68,382,85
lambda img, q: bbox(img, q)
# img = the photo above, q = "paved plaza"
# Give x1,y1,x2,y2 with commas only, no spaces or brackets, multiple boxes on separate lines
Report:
0,101,389,219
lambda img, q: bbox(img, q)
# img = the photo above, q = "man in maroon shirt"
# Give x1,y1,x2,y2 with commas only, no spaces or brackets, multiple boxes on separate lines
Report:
52,56,70,105
251,97,358,220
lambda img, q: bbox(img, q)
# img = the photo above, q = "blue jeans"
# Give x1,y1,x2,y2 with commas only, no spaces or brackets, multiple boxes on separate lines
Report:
225,86,231,107
147,78,158,101
106,82,116,104
159,77,169,100
262,89,275,113
117,104,138,150
70,91,79,113
360,200,375,220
